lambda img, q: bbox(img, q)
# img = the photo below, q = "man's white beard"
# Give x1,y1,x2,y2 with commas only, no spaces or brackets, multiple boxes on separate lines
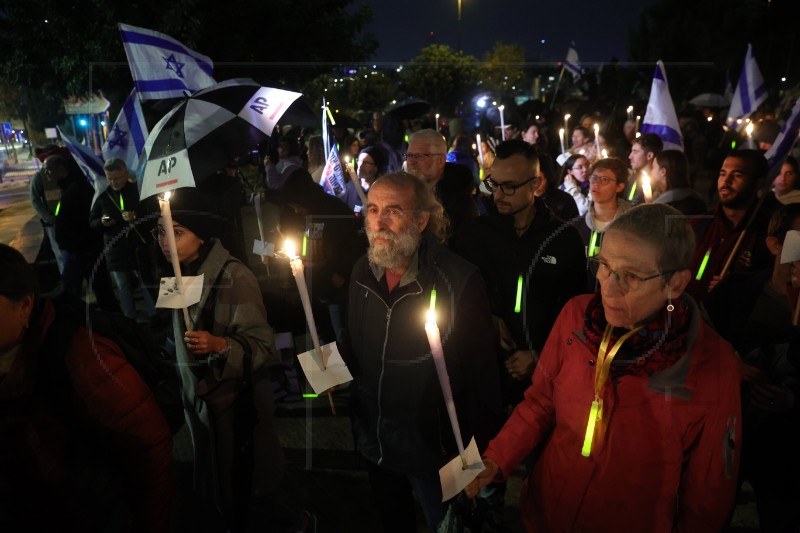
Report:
367,225,422,270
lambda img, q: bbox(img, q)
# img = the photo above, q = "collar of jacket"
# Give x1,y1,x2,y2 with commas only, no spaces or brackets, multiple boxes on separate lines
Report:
572,293,702,400
367,234,447,290
481,196,551,235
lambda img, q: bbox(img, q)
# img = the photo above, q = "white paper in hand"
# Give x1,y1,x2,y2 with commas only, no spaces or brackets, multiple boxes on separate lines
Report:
253,240,275,257
556,152,571,166
781,230,800,264
438,437,485,502
297,341,353,394
155,274,204,309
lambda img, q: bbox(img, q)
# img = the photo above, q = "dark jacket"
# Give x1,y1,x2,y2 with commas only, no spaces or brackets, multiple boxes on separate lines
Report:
55,173,98,253
89,182,144,271
452,198,587,401
344,237,503,475
541,185,579,222
653,188,707,216
436,162,480,241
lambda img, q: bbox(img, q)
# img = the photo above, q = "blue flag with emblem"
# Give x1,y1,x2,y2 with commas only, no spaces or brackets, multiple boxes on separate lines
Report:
57,127,109,208
640,61,684,151
726,44,767,126
118,23,216,100
102,89,149,171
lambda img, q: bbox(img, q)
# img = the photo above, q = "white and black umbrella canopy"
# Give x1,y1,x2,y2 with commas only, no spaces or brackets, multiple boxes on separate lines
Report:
140,79,301,199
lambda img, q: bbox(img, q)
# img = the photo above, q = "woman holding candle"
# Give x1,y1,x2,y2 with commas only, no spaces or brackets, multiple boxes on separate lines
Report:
466,204,741,532
154,188,310,532
570,126,597,162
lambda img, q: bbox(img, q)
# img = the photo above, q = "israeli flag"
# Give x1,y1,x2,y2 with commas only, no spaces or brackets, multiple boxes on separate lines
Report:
118,23,216,100
565,46,581,81
726,44,767,125
765,98,800,177
102,89,148,171
640,61,684,151
320,142,346,199
57,127,108,207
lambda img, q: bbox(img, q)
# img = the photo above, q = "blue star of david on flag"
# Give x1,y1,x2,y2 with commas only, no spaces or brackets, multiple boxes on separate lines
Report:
163,53,186,78
102,89,149,171
107,124,128,151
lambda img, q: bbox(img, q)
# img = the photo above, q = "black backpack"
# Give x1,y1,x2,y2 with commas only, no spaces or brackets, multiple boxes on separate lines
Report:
41,295,185,435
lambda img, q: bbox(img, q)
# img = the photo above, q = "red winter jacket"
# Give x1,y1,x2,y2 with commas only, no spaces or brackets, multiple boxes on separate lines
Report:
0,300,172,532
484,294,741,533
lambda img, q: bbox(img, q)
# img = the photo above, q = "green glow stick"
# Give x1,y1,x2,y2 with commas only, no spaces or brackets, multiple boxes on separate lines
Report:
588,231,599,257
119,194,124,211
54,201,61,216
628,181,637,201
302,393,318,398
514,275,523,313
695,249,711,281
302,234,308,256
581,400,600,457
429,289,437,312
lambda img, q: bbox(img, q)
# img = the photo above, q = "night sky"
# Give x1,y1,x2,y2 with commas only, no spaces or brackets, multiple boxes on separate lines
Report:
363,0,658,64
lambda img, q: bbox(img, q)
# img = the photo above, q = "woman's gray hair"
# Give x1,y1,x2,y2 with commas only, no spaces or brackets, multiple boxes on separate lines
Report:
372,171,449,243
606,203,695,273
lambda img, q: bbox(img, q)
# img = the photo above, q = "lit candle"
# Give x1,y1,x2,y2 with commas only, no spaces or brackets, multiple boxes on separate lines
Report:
559,128,566,154
593,123,601,156
499,105,506,141
159,191,192,330
626,105,633,120
564,114,571,149
436,113,440,132
601,148,608,159
641,171,653,202
285,239,324,368
425,290,467,469
746,123,755,148
635,115,641,133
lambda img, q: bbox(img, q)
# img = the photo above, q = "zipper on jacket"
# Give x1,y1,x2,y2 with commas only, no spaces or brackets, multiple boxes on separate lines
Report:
356,280,423,465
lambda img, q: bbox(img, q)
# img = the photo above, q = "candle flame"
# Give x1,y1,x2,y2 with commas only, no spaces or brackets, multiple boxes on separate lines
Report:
284,239,297,259
593,123,599,132
426,309,437,325
345,155,350,163
565,114,571,120
164,191,171,201
559,128,564,136
498,105,504,111
626,106,633,113
746,123,754,136
641,171,653,201
601,149,608,158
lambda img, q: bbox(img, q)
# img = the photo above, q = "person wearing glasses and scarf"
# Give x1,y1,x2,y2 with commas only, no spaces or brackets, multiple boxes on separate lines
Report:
466,204,741,533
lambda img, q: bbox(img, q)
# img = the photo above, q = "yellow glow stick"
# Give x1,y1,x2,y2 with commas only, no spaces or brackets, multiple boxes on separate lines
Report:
325,106,336,126
514,275,523,313
119,194,124,211
588,231,599,257
302,234,308,256
628,181,637,201
581,400,600,457
54,200,61,216
429,288,437,312
695,249,711,281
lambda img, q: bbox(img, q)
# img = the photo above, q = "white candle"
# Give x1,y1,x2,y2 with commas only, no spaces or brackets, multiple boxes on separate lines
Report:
159,192,192,330
641,171,653,202
564,114,571,149
635,115,641,134
352,172,367,206
425,292,467,468
559,128,566,154
436,113,440,132
499,105,506,141
476,133,485,168
593,123,601,156
627,106,634,120
253,193,265,245
285,239,325,368
601,148,608,159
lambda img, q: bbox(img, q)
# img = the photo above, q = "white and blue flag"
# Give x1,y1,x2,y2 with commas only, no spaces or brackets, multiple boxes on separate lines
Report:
118,23,216,100
102,89,148,171
765,98,800,176
57,127,108,207
726,44,767,125
640,61,683,151
565,46,581,81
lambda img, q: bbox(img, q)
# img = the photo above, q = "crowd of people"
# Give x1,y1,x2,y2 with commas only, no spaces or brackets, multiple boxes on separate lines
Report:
2,99,799,533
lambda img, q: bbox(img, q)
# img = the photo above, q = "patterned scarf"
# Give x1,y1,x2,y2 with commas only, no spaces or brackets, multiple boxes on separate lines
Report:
583,294,691,378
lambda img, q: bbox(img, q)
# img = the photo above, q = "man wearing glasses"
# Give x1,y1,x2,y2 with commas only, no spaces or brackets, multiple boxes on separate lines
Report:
453,140,586,404
406,129,478,240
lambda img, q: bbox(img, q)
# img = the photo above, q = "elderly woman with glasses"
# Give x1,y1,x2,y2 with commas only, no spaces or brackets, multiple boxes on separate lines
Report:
466,203,741,532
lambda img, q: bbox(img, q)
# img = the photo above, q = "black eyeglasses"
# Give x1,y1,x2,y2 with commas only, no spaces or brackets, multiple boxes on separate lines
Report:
588,257,675,292
484,176,537,196
588,174,615,186
403,152,444,161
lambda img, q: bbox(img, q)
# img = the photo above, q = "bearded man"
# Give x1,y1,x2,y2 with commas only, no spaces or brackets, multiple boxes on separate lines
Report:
342,172,503,532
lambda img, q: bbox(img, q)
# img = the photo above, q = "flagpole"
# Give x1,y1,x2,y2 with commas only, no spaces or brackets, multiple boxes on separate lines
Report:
550,66,566,111
322,97,330,162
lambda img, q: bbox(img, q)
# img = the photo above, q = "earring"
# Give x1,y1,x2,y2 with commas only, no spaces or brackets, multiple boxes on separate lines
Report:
666,297,675,313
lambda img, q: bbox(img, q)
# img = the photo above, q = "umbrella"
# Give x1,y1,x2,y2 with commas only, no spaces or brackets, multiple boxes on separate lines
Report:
689,93,731,108
139,78,301,199
386,98,431,119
